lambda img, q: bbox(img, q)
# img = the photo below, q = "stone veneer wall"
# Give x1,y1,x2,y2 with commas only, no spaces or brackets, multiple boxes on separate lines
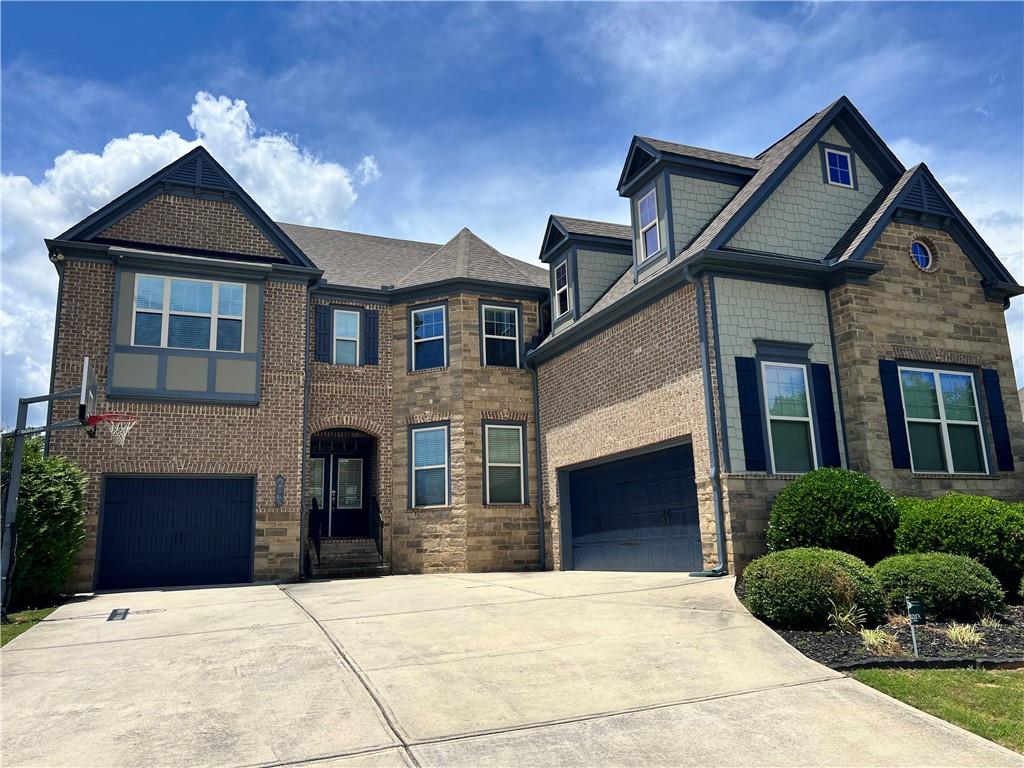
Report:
390,292,541,573
50,260,307,590
536,281,725,570
830,221,1024,497
100,193,283,260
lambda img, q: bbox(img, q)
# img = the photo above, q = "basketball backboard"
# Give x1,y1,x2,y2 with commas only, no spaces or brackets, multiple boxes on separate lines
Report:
79,356,97,426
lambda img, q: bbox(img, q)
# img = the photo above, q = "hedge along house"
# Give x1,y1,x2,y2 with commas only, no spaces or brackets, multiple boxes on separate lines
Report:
530,96,1024,576
46,147,548,591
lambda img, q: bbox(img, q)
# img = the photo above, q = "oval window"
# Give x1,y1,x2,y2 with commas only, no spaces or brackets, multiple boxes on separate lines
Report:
910,241,933,271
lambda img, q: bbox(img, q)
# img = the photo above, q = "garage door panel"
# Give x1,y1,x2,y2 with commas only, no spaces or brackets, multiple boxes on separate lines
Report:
568,444,702,572
98,477,254,590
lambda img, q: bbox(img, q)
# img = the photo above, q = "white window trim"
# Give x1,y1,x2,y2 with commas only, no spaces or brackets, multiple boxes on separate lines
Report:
824,148,854,188
484,424,525,505
554,262,572,319
638,188,660,261
411,305,447,370
761,361,818,474
411,425,449,508
332,309,361,365
911,241,933,271
335,457,364,510
481,304,520,367
131,273,246,352
897,365,989,475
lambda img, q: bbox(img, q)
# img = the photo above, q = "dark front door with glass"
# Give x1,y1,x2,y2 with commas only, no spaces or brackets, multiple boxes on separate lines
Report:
309,453,371,537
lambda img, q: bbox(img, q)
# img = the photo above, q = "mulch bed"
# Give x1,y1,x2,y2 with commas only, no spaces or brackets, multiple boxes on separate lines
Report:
735,580,1024,670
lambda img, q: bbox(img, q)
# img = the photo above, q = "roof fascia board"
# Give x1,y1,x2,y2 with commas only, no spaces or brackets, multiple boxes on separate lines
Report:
619,153,752,198
541,233,632,263
539,217,569,260
831,107,904,185
316,277,549,305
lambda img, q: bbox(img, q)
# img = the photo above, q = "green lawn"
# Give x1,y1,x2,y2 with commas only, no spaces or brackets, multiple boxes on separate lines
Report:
853,668,1024,754
1,607,57,647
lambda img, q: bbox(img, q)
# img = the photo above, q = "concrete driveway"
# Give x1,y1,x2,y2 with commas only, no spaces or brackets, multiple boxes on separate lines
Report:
2,572,1019,768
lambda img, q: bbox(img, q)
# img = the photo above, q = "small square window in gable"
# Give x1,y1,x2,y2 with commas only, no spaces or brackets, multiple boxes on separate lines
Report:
823,147,854,188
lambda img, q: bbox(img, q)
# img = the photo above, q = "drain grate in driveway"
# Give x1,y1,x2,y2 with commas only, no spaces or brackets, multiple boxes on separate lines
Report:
106,608,129,621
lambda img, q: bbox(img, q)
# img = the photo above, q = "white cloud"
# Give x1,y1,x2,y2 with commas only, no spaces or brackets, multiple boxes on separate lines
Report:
356,155,381,185
0,91,374,424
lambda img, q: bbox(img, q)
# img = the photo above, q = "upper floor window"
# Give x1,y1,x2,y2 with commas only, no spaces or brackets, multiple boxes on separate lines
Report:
411,304,446,370
411,424,449,507
762,361,816,473
824,148,853,188
554,262,571,318
132,274,244,352
638,188,660,260
910,241,934,271
333,309,360,365
899,367,987,474
484,424,525,504
482,304,519,367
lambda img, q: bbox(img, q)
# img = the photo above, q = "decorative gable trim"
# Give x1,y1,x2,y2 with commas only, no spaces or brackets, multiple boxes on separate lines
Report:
56,146,315,269
616,138,659,193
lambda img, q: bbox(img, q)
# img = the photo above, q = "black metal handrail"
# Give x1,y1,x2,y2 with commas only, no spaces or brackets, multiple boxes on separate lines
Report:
370,497,384,563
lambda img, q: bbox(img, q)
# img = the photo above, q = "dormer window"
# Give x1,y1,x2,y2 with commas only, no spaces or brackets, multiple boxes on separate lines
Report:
638,188,660,260
554,261,571,318
824,148,853,188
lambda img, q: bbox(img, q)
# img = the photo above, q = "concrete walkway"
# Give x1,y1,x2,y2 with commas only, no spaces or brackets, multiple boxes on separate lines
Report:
2,572,1020,767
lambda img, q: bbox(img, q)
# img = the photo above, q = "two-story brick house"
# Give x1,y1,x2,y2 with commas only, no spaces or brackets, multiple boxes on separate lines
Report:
44,95,1022,591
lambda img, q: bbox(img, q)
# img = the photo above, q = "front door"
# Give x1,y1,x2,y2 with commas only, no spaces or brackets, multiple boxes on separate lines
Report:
309,453,371,537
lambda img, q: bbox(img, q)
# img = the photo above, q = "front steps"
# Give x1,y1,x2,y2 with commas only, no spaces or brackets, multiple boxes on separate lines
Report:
306,537,389,579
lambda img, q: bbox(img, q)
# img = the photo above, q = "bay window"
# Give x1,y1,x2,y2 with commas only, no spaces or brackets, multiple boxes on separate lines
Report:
132,274,244,352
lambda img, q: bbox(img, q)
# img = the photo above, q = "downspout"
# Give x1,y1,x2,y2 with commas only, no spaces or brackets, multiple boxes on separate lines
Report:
527,358,546,571
298,283,312,579
689,272,728,577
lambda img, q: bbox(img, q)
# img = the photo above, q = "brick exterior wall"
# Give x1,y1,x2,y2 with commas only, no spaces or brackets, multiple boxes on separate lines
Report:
50,260,307,591
830,220,1024,498
100,193,283,259
390,293,541,573
536,281,724,571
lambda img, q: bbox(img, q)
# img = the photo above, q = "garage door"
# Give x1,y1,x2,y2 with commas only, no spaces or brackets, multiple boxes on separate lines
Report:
98,477,254,590
566,444,702,572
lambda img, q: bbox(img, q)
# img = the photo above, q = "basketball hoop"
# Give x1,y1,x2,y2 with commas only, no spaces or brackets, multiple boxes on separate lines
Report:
87,413,138,446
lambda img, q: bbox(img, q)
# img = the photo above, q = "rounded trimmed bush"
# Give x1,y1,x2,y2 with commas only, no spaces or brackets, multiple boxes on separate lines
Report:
743,547,885,630
873,553,1004,621
895,493,1024,597
766,468,898,563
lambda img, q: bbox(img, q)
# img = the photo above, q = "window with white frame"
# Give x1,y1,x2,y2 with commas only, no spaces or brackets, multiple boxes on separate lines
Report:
762,362,817,473
485,424,525,504
554,262,571,318
333,309,360,365
411,425,448,507
482,304,519,367
898,367,987,474
638,188,660,260
411,305,446,370
824,148,853,188
132,275,244,352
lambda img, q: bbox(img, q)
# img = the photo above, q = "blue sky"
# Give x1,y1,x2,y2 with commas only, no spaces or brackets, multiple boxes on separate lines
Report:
2,1,1022,425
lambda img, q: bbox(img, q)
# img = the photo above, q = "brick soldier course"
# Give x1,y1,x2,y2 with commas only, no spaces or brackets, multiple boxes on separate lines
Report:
43,96,1023,590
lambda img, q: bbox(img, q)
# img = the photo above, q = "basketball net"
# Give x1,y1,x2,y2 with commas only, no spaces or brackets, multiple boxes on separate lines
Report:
87,413,138,447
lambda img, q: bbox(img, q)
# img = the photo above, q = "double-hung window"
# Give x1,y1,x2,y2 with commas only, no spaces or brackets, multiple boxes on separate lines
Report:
824,148,853,188
554,262,571,319
411,305,446,370
762,362,816,473
333,309,360,365
482,304,519,367
484,424,525,504
638,188,660,260
132,275,244,352
898,367,987,474
411,425,448,507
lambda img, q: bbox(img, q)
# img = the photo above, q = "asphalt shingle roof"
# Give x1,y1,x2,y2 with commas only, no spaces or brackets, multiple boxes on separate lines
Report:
829,166,921,262
396,227,549,289
551,215,632,241
637,137,762,171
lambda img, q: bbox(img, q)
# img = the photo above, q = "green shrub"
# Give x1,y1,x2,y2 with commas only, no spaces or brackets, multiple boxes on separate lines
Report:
744,547,885,630
873,553,1004,621
766,468,898,563
895,493,1024,597
1,437,86,608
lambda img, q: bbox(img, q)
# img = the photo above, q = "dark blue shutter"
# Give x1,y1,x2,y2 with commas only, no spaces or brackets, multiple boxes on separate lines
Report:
363,309,379,366
811,363,842,467
982,368,1014,471
735,357,766,472
878,359,911,469
314,305,331,362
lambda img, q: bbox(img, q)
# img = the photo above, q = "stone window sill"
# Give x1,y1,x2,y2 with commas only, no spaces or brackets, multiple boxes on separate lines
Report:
407,366,449,376
910,472,995,480
483,503,532,510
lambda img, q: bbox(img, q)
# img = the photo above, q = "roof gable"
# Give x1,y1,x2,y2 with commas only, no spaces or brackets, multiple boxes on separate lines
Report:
616,138,659,192
396,227,548,290
57,146,314,268
540,215,632,262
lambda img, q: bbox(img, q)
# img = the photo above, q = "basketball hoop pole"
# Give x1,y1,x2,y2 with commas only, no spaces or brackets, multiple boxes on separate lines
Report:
1,388,80,623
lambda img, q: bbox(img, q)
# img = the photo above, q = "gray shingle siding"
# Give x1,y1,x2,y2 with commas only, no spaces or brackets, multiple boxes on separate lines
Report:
727,127,883,260
669,174,739,252
576,248,632,314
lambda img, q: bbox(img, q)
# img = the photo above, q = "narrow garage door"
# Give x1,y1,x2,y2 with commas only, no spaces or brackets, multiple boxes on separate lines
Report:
98,477,254,590
567,444,702,572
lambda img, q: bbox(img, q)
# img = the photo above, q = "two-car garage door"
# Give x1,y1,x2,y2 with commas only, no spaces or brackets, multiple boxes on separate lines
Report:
97,477,254,590
565,443,703,572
